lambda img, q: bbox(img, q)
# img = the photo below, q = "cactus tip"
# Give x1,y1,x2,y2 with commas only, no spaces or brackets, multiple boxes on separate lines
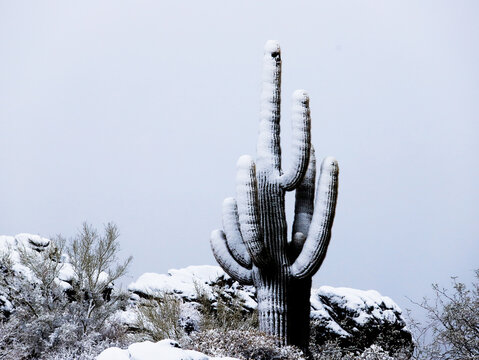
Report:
237,155,254,169
264,40,280,56
322,156,339,172
223,197,236,206
293,89,309,103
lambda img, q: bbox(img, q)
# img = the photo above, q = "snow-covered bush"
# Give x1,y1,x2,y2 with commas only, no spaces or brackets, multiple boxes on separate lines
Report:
0,223,132,359
184,329,304,360
134,281,257,345
408,270,479,360
135,291,185,341
194,282,258,332
307,341,411,360
128,266,258,344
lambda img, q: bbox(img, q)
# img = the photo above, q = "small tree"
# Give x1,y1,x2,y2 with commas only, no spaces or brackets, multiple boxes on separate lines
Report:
67,222,132,334
409,270,479,360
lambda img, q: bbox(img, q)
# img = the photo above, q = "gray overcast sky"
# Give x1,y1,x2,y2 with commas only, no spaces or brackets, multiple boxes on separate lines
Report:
1,1,478,316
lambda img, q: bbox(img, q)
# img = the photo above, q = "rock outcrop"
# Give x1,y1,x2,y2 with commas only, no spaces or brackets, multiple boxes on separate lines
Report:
128,265,412,353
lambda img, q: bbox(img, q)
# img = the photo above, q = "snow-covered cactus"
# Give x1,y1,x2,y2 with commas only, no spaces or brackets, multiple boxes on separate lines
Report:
210,41,339,349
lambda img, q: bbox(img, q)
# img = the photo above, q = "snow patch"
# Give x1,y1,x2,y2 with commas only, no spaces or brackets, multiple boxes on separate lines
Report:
15,233,50,249
96,339,239,360
129,265,226,300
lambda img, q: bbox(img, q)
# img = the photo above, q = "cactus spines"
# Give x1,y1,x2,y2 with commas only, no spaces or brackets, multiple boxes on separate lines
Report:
210,40,339,349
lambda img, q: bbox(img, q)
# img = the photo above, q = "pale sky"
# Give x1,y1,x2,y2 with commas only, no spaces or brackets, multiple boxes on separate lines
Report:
1,1,478,318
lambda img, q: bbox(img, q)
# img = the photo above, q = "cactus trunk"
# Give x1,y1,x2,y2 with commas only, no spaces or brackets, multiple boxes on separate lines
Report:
254,269,289,342
253,271,312,348
210,41,339,350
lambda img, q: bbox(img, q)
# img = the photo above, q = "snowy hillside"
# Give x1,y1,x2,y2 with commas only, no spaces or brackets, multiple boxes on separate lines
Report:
125,265,411,350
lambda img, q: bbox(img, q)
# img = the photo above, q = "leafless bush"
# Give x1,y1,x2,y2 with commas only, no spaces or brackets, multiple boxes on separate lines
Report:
408,269,479,360
136,291,185,341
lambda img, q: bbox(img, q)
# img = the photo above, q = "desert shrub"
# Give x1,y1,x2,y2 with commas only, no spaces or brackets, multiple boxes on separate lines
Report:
408,269,479,360
184,328,304,360
0,223,132,360
135,291,185,341
308,341,412,360
194,281,258,332
356,345,397,360
134,280,257,345
309,340,412,360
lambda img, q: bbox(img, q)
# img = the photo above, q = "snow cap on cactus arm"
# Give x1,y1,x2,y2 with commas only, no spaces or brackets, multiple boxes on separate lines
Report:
290,156,339,279
235,155,268,267
264,39,280,54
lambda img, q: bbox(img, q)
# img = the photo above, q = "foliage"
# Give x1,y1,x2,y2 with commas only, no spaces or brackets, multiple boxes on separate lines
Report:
184,329,304,360
408,269,479,360
0,223,132,360
194,281,258,332
184,330,409,360
135,291,184,341
135,280,258,345
309,341,411,360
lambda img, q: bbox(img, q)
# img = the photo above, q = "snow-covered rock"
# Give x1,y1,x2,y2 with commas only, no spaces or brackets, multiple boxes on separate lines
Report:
309,286,412,351
129,265,256,309
97,339,238,360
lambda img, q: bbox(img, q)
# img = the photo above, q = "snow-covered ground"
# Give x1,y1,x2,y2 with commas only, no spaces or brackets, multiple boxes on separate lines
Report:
97,339,238,360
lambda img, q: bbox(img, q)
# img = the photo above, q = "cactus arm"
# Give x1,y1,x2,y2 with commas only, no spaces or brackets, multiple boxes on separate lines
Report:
292,146,316,236
289,147,316,258
236,155,268,267
290,157,339,279
257,40,282,172
210,229,253,285
222,197,252,268
279,90,311,191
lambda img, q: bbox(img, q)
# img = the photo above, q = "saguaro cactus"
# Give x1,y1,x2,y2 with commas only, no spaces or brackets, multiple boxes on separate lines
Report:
210,40,339,349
